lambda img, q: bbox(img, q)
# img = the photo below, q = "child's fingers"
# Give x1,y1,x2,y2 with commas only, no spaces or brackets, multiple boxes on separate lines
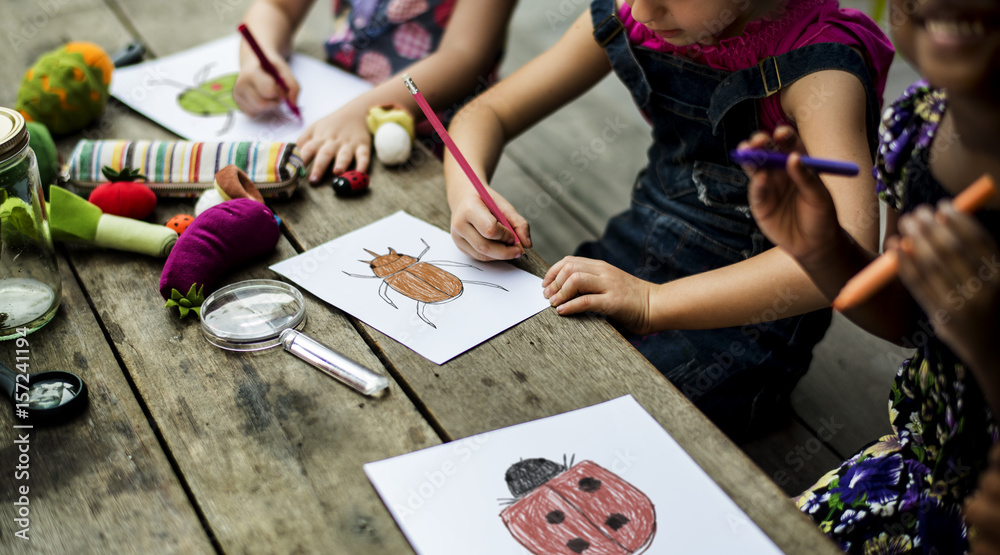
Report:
452,213,520,261
787,153,833,205
354,145,371,174
773,125,805,153
901,208,968,286
276,66,300,106
747,171,775,214
547,266,600,308
310,143,338,183
542,257,581,298
234,74,280,116
542,257,571,287
555,293,599,316
332,143,355,175
939,201,999,256
543,257,600,302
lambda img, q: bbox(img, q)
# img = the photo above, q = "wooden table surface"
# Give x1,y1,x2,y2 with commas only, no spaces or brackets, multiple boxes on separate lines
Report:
0,1,839,553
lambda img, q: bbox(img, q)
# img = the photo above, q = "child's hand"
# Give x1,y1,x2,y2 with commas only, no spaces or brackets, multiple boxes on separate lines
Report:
542,257,654,334
449,186,531,261
742,126,841,264
894,201,1000,367
965,443,1000,554
234,53,300,117
297,108,372,181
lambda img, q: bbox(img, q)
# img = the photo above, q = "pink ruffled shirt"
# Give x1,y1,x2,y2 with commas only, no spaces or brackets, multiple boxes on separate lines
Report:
619,0,894,131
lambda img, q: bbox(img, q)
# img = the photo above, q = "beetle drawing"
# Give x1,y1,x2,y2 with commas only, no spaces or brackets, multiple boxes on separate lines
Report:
150,63,241,135
500,456,656,555
343,238,507,329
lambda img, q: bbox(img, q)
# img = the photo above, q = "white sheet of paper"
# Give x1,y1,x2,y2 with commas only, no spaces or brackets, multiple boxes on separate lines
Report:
110,35,371,142
364,396,782,555
269,211,550,364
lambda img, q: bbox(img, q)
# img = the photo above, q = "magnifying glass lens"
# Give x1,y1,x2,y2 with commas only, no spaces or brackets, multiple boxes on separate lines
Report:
201,280,306,350
29,377,79,410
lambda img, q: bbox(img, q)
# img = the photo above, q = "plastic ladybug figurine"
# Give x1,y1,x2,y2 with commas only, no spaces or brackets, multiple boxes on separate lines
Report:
500,457,656,555
342,238,507,328
331,169,369,196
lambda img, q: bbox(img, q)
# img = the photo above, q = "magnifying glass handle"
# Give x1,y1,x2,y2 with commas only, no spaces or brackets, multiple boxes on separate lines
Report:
279,329,389,397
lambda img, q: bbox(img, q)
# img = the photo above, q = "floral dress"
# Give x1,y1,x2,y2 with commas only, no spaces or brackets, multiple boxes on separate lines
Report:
326,0,455,84
794,81,999,553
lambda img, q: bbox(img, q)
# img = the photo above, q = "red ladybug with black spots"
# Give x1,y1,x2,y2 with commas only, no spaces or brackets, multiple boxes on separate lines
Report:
501,457,656,554
331,170,369,196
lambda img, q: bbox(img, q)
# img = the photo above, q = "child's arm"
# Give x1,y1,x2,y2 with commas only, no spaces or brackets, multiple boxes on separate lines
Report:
445,10,613,260
297,0,517,180
544,69,883,334
233,0,314,116
894,202,1000,415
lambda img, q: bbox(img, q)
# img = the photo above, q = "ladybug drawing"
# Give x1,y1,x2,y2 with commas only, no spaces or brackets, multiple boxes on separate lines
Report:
343,238,507,328
500,457,656,555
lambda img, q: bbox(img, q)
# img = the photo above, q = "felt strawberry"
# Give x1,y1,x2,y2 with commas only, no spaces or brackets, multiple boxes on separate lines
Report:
88,166,157,219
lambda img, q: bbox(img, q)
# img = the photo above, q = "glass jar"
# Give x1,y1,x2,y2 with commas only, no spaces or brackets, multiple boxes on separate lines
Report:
0,107,61,339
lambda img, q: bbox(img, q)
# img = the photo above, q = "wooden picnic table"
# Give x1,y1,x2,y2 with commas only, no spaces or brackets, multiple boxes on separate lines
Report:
0,1,840,553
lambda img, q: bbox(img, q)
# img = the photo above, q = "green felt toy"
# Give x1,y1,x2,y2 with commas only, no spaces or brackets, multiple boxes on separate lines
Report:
48,186,177,257
25,121,57,196
16,42,114,136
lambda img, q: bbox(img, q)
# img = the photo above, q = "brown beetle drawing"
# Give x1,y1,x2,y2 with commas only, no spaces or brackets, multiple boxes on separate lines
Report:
343,239,507,328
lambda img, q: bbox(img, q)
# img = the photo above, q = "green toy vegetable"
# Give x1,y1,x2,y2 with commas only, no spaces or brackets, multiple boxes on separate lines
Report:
48,185,176,257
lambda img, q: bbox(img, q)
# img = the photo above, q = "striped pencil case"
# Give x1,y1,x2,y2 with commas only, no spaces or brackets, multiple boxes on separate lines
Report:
62,140,305,199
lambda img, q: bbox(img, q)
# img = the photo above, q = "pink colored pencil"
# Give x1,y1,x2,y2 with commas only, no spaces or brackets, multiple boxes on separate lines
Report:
238,23,302,119
403,74,524,255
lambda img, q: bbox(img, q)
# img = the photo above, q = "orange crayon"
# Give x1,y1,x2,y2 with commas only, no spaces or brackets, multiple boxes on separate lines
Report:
832,174,996,312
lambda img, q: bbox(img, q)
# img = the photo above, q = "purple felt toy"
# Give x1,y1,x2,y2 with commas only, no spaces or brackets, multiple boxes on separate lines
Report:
159,198,280,315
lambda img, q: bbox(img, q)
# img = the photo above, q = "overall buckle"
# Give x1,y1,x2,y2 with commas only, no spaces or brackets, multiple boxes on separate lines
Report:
594,14,624,47
758,56,782,97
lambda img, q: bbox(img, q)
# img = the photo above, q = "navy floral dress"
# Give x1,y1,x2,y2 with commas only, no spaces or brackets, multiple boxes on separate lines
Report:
794,81,999,553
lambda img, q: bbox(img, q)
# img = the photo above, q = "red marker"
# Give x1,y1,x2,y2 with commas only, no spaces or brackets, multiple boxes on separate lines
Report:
237,23,302,119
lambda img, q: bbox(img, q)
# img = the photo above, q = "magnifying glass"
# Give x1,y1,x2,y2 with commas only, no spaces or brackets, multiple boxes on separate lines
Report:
200,279,389,397
0,362,89,425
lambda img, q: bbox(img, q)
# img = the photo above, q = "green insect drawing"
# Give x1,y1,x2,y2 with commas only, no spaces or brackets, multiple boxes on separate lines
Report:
153,63,241,135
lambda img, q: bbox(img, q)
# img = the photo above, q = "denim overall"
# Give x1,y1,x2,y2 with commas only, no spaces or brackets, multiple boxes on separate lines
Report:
586,0,881,437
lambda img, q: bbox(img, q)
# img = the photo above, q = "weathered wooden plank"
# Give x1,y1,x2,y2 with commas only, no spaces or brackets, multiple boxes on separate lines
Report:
64,214,437,553
739,419,843,497
792,312,911,456
110,0,330,60
0,0,135,102
276,155,840,554
0,255,213,554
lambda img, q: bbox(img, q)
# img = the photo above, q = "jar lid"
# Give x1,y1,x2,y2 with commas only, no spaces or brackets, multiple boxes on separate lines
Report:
0,107,29,162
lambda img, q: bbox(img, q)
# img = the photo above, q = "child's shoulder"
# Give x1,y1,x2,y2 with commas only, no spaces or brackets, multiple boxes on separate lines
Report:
768,0,891,57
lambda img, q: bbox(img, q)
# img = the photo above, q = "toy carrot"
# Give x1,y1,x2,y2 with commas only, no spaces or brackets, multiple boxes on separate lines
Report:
833,174,997,311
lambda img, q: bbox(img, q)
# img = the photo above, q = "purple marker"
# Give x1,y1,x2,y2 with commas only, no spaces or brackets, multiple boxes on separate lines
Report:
731,149,860,176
